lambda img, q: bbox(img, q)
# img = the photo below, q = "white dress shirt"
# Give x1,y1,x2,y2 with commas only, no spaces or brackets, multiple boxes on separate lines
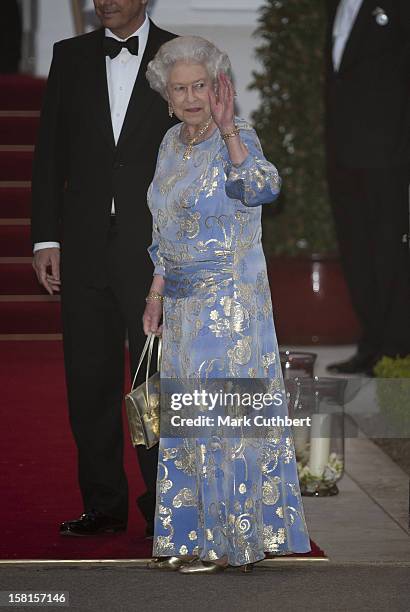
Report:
332,0,363,71
34,16,150,253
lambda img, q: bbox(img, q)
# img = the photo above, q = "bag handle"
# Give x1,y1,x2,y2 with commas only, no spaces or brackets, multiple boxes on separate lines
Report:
145,332,162,402
130,333,162,393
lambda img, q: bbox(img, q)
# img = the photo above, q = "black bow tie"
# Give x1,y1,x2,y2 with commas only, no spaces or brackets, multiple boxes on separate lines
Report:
103,36,139,59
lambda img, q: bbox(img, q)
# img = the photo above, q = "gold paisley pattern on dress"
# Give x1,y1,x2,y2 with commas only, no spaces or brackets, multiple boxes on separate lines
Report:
162,448,178,462
157,463,173,494
173,444,197,476
227,337,252,375
208,310,230,337
206,528,214,541
172,487,197,509
177,211,201,240
262,352,276,369
263,526,286,552
155,535,175,555
262,476,281,505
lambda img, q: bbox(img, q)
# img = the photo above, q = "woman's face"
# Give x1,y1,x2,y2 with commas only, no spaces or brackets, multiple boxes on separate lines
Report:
167,61,213,127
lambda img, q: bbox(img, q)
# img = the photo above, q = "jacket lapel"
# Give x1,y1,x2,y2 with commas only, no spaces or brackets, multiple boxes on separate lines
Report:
116,21,164,150
83,28,116,151
338,0,372,73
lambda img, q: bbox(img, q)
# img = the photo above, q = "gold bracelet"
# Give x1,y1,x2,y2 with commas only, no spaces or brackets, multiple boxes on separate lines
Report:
221,125,240,141
145,291,164,303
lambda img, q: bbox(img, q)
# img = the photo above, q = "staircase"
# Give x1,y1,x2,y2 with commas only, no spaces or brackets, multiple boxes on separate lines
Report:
0,75,62,340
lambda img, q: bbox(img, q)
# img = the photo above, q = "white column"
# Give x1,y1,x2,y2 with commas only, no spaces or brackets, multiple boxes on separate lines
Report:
34,0,75,76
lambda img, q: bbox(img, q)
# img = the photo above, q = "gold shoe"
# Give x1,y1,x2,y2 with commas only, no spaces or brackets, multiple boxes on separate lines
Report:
179,559,226,574
146,556,187,570
240,563,254,573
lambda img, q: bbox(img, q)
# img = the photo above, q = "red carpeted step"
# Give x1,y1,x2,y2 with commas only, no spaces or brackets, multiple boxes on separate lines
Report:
0,299,61,334
0,261,44,295
0,225,32,256
0,185,31,218
0,148,33,181
0,75,46,110
0,113,40,145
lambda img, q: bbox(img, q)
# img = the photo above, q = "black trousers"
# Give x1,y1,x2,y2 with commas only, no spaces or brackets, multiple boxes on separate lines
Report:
60,223,158,523
327,159,410,357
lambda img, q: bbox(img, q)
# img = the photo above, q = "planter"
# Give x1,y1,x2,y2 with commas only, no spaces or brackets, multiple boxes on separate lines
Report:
267,255,361,345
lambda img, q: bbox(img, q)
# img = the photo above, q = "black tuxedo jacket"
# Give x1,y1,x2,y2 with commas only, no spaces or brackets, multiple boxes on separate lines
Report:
325,0,410,168
31,21,177,285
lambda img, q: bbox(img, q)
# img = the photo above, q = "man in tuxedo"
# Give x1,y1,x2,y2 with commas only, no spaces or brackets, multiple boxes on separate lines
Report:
31,0,177,536
325,0,410,374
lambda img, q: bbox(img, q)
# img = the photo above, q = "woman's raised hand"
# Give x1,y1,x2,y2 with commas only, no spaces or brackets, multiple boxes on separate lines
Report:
209,72,236,133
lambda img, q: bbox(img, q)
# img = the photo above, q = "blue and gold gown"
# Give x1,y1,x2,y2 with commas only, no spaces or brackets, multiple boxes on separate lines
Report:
147,118,311,566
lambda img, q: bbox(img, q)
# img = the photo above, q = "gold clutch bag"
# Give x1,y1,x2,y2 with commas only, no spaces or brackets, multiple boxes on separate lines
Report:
125,333,162,449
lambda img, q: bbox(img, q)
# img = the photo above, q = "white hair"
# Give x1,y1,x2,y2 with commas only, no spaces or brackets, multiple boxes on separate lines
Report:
146,36,233,99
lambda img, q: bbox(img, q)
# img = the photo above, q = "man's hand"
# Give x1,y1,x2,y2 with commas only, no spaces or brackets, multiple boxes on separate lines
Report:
32,248,61,295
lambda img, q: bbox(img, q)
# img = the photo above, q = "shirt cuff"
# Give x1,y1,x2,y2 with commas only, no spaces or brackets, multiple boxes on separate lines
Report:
33,242,61,253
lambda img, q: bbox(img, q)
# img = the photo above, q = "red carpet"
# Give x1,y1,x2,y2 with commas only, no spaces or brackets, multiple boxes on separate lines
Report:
0,75,46,110
0,114,39,145
0,262,42,295
0,301,61,335
0,149,33,181
0,226,33,257
0,186,31,218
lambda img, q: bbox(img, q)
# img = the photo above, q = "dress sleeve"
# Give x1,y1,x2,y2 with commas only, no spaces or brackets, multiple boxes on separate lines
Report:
147,219,165,277
224,126,281,207
147,136,168,277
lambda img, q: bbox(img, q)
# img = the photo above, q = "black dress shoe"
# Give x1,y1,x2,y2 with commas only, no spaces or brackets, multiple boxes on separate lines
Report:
60,511,126,536
326,352,377,375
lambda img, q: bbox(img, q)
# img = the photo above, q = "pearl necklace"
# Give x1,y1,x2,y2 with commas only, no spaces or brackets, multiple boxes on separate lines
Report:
182,117,213,161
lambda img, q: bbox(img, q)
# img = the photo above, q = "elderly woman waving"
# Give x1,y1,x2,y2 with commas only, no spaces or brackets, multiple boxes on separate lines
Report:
143,36,311,574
